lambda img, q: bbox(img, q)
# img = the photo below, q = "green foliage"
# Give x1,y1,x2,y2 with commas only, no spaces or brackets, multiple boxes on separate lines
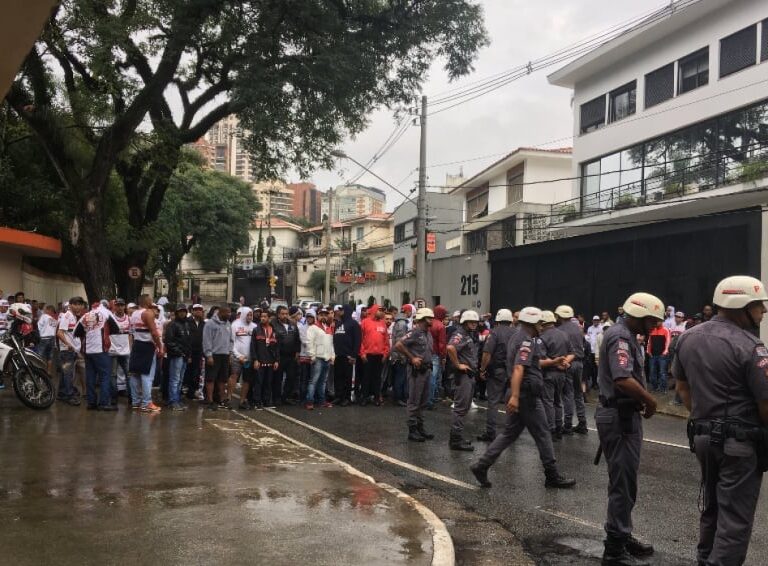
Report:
614,194,636,210
739,159,768,183
307,270,335,293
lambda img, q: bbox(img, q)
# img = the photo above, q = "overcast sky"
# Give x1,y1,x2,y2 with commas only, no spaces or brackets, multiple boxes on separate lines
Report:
299,0,664,210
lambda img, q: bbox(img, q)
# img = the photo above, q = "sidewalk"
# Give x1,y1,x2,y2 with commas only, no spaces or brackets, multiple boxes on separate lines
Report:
0,396,445,566
584,389,689,418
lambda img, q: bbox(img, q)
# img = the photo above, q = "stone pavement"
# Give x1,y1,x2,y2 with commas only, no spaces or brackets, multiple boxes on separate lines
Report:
0,394,443,566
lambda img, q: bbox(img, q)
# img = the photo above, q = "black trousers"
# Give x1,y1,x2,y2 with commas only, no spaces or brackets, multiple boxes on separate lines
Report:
183,353,203,399
256,366,274,405
274,354,298,402
334,356,354,403
361,354,384,400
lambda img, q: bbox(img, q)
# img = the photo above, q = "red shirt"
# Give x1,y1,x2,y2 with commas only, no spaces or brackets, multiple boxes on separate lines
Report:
430,319,447,358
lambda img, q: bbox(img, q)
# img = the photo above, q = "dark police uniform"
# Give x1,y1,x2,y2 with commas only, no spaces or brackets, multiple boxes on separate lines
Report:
540,325,572,435
478,331,558,475
482,324,517,438
595,318,646,545
559,319,587,430
400,327,434,429
449,326,478,438
672,315,768,565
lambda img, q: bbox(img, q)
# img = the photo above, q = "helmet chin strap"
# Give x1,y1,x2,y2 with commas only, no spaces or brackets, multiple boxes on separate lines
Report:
745,307,760,331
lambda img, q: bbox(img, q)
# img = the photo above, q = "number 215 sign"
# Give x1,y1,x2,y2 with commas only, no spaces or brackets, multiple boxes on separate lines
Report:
460,274,479,296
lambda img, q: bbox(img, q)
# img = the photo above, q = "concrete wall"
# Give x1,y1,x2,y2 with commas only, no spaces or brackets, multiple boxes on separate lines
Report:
571,0,768,176
523,156,573,204
429,254,490,311
0,249,23,299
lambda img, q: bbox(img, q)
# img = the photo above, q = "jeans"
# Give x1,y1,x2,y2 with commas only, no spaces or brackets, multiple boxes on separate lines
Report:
307,359,330,404
130,355,156,408
168,356,187,404
429,355,442,406
57,350,77,399
391,362,407,402
85,352,113,407
649,354,668,391
112,355,130,398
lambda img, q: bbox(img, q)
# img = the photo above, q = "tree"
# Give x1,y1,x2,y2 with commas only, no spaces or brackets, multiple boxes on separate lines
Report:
152,157,259,303
6,0,487,300
256,222,264,263
307,270,336,298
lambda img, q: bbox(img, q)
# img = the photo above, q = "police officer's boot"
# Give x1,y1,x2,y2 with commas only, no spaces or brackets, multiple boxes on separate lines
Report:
574,421,589,435
449,433,474,451
408,424,426,442
469,462,492,488
625,536,654,557
416,418,434,440
550,428,561,443
544,469,576,489
476,431,496,442
602,536,651,566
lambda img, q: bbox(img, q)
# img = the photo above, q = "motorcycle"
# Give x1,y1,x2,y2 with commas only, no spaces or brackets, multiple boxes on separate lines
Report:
0,333,55,409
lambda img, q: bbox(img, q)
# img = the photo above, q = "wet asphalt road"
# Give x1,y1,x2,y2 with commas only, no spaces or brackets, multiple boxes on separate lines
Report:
247,396,768,565
0,392,433,566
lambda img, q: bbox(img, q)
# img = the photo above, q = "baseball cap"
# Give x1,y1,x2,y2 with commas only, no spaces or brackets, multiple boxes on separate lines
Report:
452,310,461,318
175,303,188,312
127,302,137,309
334,305,344,312
69,296,86,305
318,306,329,313
114,298,126,305
675,311,685,318
289,306,302,316
305,309,317,318
592,315,600,320
0,299,8,307
192,303,203,310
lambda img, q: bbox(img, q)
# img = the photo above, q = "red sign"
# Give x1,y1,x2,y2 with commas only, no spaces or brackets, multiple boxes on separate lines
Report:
426,232,437,254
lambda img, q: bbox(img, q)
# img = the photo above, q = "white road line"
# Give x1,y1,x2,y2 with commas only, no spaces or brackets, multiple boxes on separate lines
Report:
534,506,603,530
474,404,690,450
229,410,456,566
260,408,479,491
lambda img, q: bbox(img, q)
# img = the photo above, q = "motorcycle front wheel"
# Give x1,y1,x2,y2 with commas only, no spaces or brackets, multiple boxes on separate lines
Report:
13,366,55,410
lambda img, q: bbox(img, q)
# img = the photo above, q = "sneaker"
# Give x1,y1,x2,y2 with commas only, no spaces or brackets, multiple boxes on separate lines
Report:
67,397,82,406
218,400,231,410
396,400,407,407
171,403,186,412
321,402,333,408
305,402,314,410
131,404,141,410
206,402,218,411
141,403,162,413
238,402,251,410
254,403,264,410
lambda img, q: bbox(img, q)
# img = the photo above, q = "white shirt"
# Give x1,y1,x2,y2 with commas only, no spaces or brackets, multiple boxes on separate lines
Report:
77,308,111,354
0,311,8,335
586,324,602,351
130,309,154,343
231,320,256,360
110,313,132,356
37,313,58,338
57,310,81,351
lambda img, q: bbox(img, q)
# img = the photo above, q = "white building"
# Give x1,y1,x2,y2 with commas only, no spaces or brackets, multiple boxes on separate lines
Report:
322,184,386,221
487,0,768,325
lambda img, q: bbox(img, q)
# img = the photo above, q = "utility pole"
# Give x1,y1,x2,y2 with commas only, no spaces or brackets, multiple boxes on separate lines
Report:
268,187,276,297
415,94,428,301
324,186,333,303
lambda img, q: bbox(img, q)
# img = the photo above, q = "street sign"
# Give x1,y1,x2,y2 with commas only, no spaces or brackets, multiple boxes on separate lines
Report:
415,298,426,309
127,267,142,280
426,232,436,254
241,258,253,270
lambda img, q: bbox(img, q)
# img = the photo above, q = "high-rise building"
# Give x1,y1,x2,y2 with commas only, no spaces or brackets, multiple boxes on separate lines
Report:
289,182,322,224
252,181,293,219
321,184,386,221
204,115,257,183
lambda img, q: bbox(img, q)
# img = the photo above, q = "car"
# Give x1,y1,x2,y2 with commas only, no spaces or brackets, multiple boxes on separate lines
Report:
298,298,317,309
269,299,289,311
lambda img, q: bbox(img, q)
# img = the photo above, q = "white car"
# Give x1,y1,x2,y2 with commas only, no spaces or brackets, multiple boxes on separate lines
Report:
298,298,317,310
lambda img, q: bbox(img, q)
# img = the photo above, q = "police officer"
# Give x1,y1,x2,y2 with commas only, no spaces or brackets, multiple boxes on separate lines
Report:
555,305,589,435
470,307,576,489
478,308,518,442
673,276,768,566
446,310,480,451
395,308,435,442
540,310,573,441
596,292,660,566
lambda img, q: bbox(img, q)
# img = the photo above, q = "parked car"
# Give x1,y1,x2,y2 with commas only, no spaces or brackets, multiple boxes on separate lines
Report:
269,298,289,311
298,298,317,310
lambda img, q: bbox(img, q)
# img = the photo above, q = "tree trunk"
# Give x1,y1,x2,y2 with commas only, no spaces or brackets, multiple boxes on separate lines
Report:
74,204,117,302
114,252,150,303
166,270,180,304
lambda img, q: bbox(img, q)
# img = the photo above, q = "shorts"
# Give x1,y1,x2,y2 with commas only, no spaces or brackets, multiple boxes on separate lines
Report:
230,355,252,377
205,354,230,383
37,338,55,361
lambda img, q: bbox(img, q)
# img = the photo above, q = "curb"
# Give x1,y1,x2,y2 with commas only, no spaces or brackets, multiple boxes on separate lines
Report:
232,409,456,566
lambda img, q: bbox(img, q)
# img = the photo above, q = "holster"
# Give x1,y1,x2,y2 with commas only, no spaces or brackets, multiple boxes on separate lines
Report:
617,398,639,435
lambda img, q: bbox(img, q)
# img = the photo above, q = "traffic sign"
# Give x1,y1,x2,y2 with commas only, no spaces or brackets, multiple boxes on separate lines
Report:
415,298,426,309
127,267,142,280
241,258,254,270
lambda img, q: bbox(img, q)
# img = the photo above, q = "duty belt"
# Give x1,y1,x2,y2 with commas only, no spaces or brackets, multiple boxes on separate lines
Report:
599,395,641,411
691,419,762,442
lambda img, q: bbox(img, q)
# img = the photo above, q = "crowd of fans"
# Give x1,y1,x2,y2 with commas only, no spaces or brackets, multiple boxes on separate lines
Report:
0,289,708,413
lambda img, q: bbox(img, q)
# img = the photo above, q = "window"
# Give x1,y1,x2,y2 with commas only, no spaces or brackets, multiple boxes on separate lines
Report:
762,19,768,62
313,235,322,247
645,63,674,107
465,229,487,253
678,48,709,94
356,227,364,241
506,165,524,205
609,81,636,123
580,95,606,133
502,217,516,247
302,265,307,272
394,222,407,243
393,258,405,277
466,184,489,219
720,25,757,78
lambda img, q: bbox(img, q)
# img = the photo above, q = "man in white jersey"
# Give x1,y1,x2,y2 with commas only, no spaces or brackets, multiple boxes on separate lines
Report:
128,295,164,412
56,297,86,406
109,298,133,402
74,302,120,410
37,304,59,375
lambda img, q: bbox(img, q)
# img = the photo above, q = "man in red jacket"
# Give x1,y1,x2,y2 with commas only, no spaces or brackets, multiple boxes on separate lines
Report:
359,304,389,406
428,305,448,408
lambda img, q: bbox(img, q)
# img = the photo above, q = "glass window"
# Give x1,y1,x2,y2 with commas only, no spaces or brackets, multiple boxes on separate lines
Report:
506,166,524,205
466,230,487,253
581,160,601,211
394,223,406,243
393,258,405,277
466,185,489,219
600,152,621,208
580,95,606,133
720,25,757,78
678,48,709,94
645,64,674,108
502,217,516,247
356,227,364,241
609,82,636,123
763,19,768,62
620,146,643,197
643,139,668,198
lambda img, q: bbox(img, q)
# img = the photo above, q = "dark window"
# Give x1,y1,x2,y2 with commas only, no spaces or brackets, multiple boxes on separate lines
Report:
762,19,768,62
580,95,606,133
506,164,524,205
466,230,487,253
645,63,674,107
466,184,489,219
720,25,757,78
609,81,636,123
393,258,405,277
678,48,709,94
502,217,516,247
394,223,406,243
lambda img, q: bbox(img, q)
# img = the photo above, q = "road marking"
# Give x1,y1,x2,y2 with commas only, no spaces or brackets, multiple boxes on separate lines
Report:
474,403,690,450
230,410,456,566
534,507,602,530
259,407,479,491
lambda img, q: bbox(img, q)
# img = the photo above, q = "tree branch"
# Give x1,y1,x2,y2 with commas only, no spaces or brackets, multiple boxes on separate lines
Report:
180,100,243,144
